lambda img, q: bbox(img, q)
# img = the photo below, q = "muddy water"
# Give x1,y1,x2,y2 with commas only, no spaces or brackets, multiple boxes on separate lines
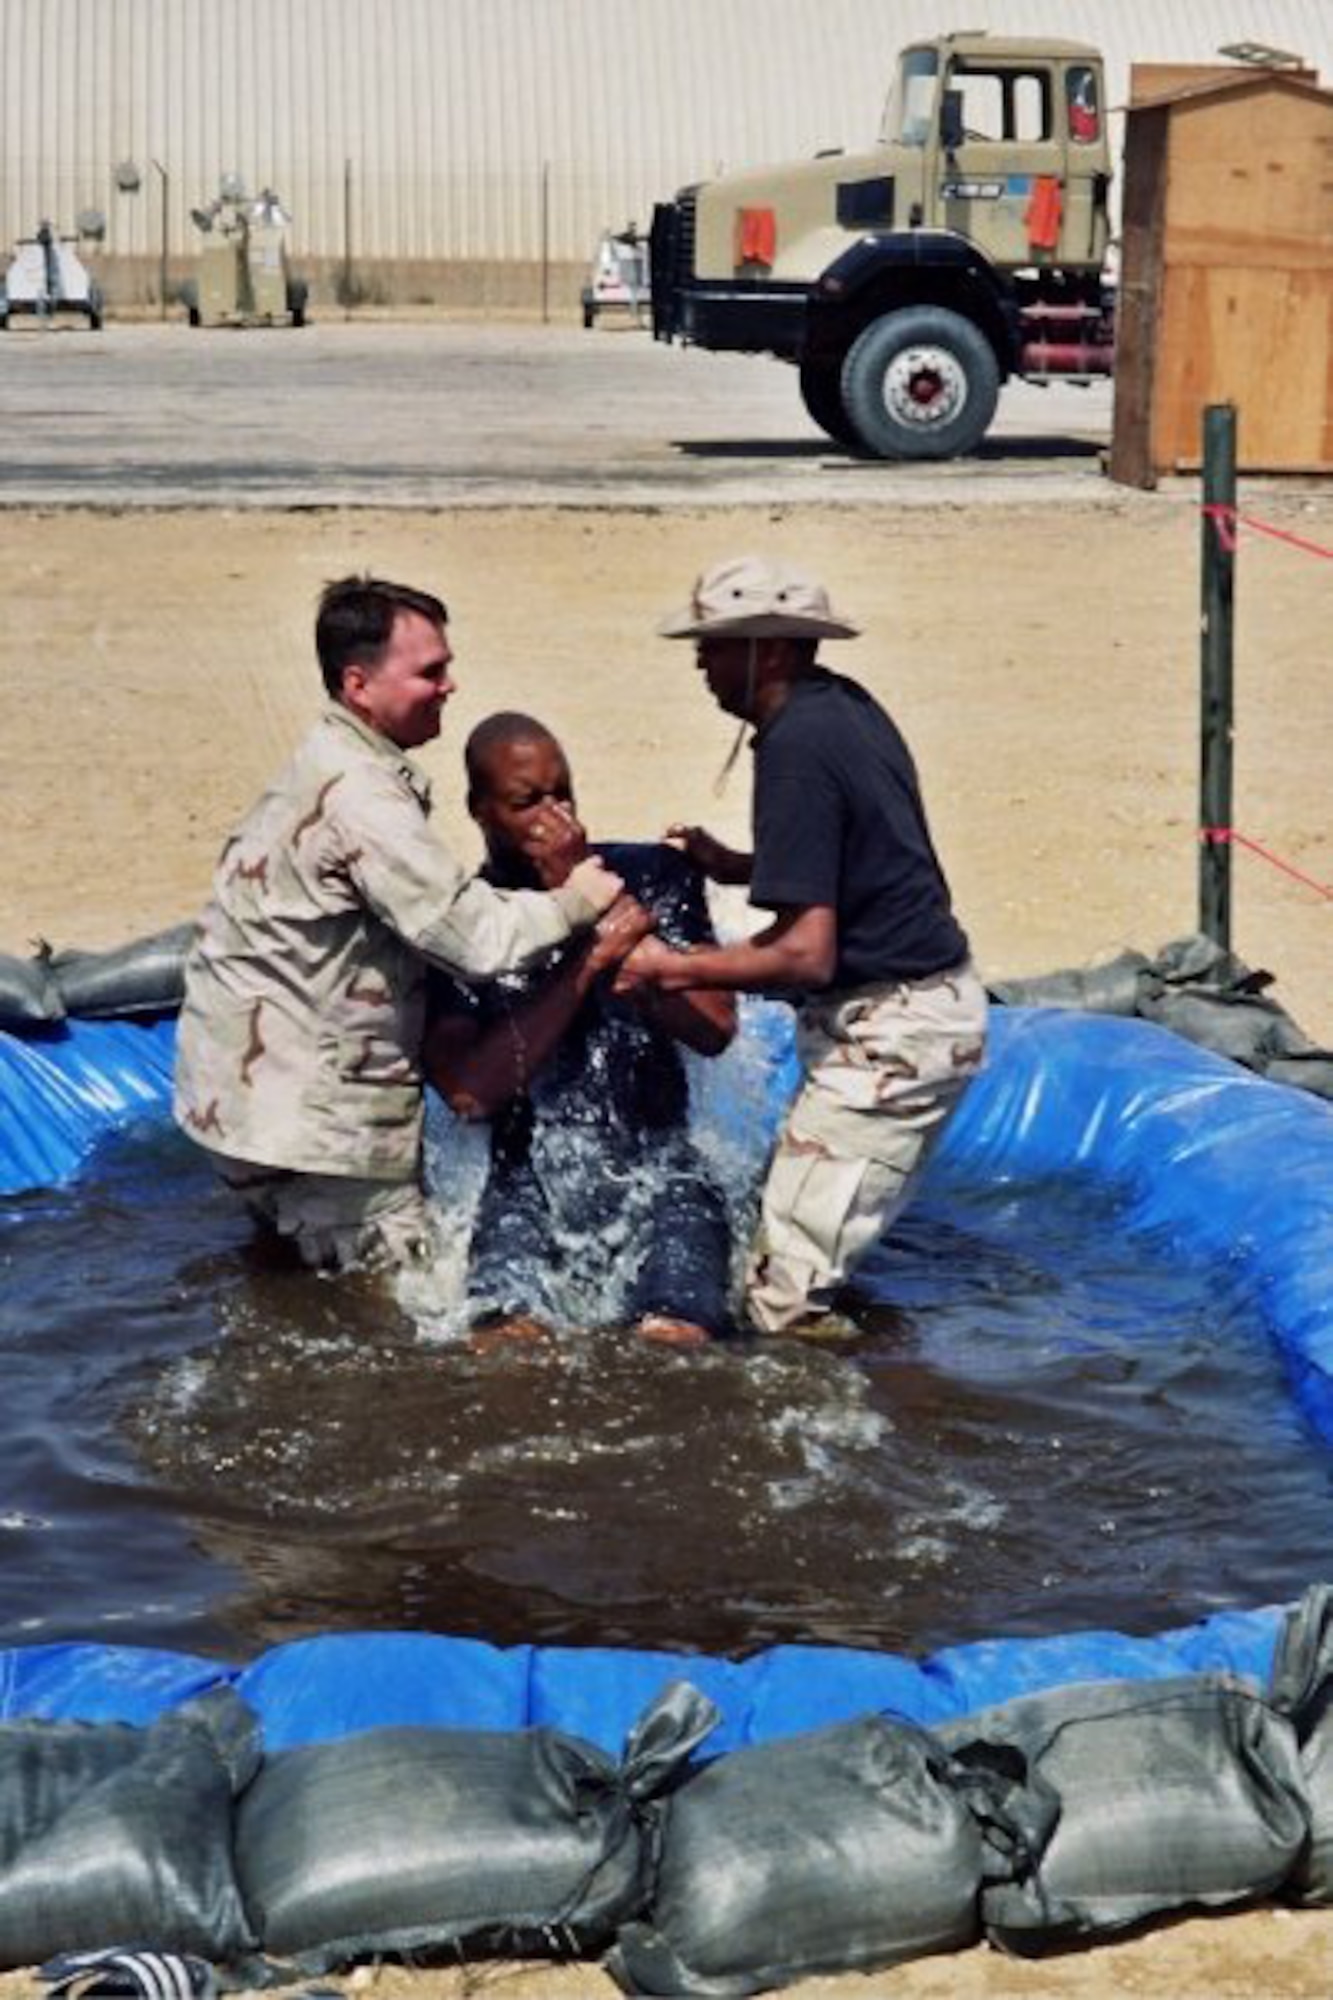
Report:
1,1102,1330,1665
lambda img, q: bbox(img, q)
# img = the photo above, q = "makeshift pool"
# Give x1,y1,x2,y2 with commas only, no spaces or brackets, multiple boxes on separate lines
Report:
1,1004,1331,1675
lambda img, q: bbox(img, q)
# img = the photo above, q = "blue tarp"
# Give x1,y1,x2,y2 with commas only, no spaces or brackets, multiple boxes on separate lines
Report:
0,1002,1329,1746
0,1603,1291,1755
0,1015,176,1196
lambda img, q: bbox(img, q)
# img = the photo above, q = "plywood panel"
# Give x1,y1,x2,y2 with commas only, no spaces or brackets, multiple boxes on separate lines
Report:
1162,89,1333,238
1163,226,1333,272
1152,262,1333,468
1129,60,1318,102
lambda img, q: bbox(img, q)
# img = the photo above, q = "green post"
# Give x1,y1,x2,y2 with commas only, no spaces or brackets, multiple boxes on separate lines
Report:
1200,403,1236,952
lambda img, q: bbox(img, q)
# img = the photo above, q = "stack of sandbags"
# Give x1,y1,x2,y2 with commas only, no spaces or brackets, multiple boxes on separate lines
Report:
235,1680,716,1971
0,1691,259,1968
0,925,194,1030
607,1713,1009,1995
4,1591,1333,1993
936,1675,1308,1953
988,934,1333,1099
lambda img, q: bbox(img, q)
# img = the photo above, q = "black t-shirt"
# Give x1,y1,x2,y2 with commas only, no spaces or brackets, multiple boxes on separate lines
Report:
749,670,968,987
429,842,715,1165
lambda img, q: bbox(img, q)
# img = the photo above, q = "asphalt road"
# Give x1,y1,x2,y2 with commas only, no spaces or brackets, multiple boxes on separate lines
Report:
0,318,1117,509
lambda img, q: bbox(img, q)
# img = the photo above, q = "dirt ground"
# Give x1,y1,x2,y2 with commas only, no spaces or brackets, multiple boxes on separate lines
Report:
1,497,1328,1039
0,1908,1330,2000
0,495,1330,1998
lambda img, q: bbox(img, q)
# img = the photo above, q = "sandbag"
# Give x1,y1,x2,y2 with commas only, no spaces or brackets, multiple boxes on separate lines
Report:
1151,933,1270,992
1264,1051,1333,1101
0,1688,260,1968
49,924,194,1019
608,1713,995,1997
0,949,65,1028
987,933,1333,1101
1268,1581,1333,1904
939,1674,1308,1951
235,1680,717,1970
1138,986,1303,1066
985,949,1150,1017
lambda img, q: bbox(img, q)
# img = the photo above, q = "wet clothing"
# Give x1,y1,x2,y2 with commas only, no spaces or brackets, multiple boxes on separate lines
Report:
211,1152,437,1273
175,704,598,1195
432,843,733,1334
746,967,988,1331
743,670,986,1331
750,670,969,988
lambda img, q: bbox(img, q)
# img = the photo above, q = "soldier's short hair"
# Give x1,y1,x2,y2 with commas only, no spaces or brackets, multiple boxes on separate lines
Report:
316,575,448,697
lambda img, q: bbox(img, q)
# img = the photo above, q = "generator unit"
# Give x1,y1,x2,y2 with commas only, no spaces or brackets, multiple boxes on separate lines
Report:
182,178,308,328
0,216,105,330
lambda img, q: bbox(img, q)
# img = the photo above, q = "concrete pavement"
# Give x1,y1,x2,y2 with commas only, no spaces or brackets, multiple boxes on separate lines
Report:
0,319,1117,509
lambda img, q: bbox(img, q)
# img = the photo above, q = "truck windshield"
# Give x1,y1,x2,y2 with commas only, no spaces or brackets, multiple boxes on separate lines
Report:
882,47,938,146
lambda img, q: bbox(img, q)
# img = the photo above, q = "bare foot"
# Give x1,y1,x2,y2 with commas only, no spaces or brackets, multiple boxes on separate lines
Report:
469,1313,555,1354
637,1315,711,1348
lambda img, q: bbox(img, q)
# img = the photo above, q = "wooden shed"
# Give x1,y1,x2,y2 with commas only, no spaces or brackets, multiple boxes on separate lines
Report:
1109,62,1333,485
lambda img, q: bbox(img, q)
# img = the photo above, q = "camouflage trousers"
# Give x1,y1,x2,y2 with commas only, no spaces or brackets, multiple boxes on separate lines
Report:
211,1152,437,1274
746,963,988,1333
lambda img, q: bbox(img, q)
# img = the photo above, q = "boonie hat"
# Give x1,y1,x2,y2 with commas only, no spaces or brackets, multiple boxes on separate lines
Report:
658,556,860,641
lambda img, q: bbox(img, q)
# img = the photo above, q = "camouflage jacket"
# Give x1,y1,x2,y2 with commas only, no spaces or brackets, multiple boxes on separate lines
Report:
174,705,598,1181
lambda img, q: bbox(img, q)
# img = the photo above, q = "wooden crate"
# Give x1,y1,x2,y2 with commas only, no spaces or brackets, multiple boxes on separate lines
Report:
1110,65,1333,484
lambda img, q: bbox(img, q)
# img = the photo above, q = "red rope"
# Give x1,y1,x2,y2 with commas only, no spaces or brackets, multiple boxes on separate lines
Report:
1202,503,1333,561
1200,826,1333,901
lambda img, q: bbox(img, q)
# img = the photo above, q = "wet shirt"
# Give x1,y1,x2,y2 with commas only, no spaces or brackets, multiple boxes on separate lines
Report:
430,843,715,1167
174,705,598,1183
749,670,969,988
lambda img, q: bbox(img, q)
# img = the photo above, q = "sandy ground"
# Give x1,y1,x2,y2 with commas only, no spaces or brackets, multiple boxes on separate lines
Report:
0,494,1330,1996
0,499,1328,1040
0,1908,1330,2000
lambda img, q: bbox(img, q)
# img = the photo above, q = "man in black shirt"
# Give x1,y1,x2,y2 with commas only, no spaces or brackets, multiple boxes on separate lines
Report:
424,713,736,1347
613,557,987,1337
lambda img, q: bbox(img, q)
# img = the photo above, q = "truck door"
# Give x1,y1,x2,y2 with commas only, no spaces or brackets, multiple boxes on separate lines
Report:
1061,60,1111,266
935,57,1064,267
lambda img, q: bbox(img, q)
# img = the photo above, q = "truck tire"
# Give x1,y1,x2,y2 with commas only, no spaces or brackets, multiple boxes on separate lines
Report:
798,360,864,451
840,306,1000,460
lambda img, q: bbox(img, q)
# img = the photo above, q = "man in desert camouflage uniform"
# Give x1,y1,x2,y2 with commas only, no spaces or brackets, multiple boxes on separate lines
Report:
174,574,622,1272
614,556,987,1336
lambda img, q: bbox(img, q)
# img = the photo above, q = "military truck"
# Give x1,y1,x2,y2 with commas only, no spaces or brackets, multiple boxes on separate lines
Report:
649,32,1116,458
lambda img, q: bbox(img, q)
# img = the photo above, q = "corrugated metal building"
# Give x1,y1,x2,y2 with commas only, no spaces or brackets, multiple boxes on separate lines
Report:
3,0,1330,308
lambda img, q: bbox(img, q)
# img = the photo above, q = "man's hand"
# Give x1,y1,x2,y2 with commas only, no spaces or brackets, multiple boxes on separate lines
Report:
524,800,588,887
663,823,752,886
564,854,625,917
610,934,677,995
586,894,656,977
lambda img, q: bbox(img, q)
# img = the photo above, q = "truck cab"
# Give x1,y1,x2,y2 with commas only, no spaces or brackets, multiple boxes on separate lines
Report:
650,33,1114,458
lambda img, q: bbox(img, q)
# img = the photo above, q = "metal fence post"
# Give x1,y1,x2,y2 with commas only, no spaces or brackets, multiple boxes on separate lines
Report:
151,159,169,318
541,161,550,323
1199,402,1237,951
343,157,354,310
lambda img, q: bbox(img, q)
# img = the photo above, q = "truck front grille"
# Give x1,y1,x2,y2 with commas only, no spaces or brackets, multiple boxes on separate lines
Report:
649,187,699,340
674,188,698,281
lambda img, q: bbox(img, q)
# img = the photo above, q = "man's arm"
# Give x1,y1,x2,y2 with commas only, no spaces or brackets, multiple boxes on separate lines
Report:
613,904,837,998
336,765,622,979
631,981,737,1057
424,897,656,1120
